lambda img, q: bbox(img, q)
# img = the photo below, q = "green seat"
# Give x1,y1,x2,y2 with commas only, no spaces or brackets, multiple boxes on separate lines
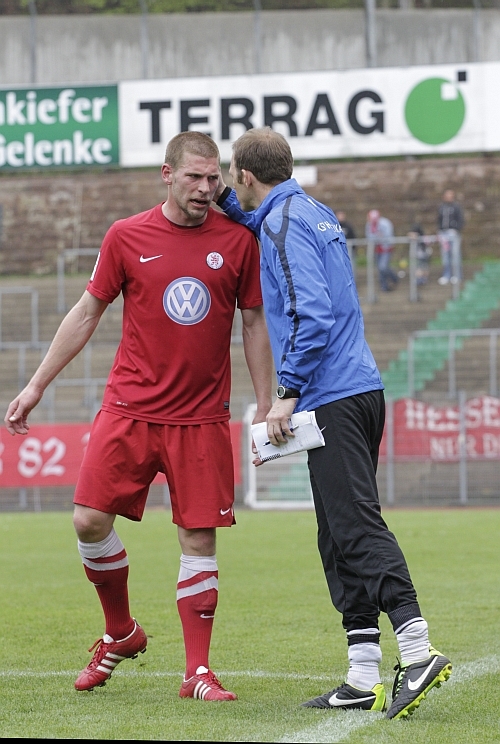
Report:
382,262,500,400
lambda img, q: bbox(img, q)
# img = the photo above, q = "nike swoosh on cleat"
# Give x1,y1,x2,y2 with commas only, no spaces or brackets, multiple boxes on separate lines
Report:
407,656,440,691
328,693,375,707
140,254,163,262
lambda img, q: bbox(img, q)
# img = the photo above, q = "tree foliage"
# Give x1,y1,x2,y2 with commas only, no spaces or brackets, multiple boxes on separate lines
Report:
0,0,496,15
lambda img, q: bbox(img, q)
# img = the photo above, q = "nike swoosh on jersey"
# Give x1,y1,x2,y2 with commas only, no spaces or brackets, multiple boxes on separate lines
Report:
140,254,163,262
407,656,440,691
328,693,375,707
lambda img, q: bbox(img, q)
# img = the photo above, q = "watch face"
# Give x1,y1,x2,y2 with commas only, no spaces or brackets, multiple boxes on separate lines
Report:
277,385,285,398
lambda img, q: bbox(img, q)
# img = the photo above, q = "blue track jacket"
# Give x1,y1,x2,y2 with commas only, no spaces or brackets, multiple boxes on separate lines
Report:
219,179,384,413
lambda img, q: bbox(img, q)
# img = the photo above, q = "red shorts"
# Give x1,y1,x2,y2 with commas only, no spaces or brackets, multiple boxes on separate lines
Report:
73,411,235,529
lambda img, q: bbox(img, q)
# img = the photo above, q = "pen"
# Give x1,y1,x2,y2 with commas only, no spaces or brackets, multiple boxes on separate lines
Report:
261,424,325,447
262,425,299,447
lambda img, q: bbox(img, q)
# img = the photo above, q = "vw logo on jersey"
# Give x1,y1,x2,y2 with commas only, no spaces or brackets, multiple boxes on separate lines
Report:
163,277,211,325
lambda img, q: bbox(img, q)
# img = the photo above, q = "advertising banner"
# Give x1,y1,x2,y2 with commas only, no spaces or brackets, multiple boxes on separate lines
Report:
2,63,499,170
380,396,500,461
119,62,500,166
0,85,119,170
0,421,242,487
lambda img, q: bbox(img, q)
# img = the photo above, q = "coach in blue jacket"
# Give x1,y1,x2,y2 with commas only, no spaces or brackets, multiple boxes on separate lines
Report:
215,127,451,720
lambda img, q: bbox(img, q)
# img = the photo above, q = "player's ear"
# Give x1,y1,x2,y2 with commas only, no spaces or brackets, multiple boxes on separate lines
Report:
161,163,173,185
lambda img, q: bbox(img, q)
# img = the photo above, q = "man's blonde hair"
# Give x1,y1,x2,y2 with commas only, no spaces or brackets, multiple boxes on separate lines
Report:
164,131,220,170
232,127,293,185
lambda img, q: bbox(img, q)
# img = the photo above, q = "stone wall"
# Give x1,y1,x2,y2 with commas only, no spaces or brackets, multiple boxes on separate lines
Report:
306,155,500,256
0,153,499,275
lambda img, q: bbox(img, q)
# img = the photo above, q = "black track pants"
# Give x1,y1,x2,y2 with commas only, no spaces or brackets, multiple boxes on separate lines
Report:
307,390,420,633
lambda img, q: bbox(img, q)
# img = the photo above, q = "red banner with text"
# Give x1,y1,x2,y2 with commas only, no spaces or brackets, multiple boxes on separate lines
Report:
380,396,500,461
0,421,243,488
2,397,499,489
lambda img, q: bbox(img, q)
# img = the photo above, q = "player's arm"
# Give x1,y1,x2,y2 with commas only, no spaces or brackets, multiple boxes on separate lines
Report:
241,306,274,425
4,290,109,435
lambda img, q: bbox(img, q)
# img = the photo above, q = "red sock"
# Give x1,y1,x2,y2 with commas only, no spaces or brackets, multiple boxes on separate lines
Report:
84,561,134,640
177,556,218,679
78,533,135,641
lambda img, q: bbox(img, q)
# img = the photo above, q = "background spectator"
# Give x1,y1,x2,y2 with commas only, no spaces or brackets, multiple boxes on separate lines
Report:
365,209,398,292
408,224,433,287
437,189,464,285
336,210,356,241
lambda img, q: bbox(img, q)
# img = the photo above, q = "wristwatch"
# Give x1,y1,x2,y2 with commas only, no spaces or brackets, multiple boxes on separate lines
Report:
276,385,300,399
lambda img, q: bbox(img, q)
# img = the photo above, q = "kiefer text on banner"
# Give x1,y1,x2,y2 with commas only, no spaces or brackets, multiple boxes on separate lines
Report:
0,85,119,170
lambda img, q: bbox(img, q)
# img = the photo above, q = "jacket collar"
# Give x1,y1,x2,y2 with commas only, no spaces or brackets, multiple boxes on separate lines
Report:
250,178,304,232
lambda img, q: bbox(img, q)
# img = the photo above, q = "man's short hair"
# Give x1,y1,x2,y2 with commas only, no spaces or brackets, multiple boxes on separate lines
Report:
164,131,220,169
232,127,294,185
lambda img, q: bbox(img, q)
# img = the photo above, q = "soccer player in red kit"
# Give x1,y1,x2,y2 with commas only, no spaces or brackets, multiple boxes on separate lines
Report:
4,132,274,701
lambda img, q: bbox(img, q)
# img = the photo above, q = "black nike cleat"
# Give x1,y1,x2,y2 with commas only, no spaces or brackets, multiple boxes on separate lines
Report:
302,682,387,711
386,647,452,720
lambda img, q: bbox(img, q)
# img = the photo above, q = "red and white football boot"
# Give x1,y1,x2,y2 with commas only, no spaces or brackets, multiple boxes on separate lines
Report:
74,619,147,691
179,666,237,701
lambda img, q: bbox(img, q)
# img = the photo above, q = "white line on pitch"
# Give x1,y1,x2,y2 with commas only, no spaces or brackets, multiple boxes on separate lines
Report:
278,655,500,744
1,657,499,686
0,669,334,681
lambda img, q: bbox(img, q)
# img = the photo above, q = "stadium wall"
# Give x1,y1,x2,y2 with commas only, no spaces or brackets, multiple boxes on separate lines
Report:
0,154,499,276
0,9,499,86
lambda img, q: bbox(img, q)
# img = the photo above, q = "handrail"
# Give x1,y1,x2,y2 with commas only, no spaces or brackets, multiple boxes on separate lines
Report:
407,328,500,398
0,287,39,345
56,234,446,313
347,234,444,304
57,248,100,313
0,340,116,394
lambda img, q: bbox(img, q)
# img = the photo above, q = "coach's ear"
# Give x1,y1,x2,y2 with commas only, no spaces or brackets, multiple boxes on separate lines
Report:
161,163,173,186
241,168,254,188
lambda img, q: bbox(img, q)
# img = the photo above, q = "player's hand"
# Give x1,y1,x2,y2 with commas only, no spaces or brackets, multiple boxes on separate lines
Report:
265,397,298,446
252,447,263,467
4,385,43,436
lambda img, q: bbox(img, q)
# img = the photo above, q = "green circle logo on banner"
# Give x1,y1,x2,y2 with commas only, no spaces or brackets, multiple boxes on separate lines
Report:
405,78,466,145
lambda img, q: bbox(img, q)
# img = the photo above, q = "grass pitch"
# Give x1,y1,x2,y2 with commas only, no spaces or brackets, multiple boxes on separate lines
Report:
0,507,499,741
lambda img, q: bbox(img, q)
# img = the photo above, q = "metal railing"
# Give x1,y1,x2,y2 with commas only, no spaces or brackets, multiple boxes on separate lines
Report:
55,234,445,318
347,233,451,304
0,341,48,392
0,287,39,346
57,248,100,313
407,328,500,399
0,340,116,418
42,377,109,423
243,393,499,510
383,392,471,506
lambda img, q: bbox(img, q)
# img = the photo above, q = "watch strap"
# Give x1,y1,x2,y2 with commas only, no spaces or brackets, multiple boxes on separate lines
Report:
277,385,300,399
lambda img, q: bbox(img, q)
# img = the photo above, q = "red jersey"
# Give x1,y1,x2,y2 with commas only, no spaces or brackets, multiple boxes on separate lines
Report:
87,204,262,425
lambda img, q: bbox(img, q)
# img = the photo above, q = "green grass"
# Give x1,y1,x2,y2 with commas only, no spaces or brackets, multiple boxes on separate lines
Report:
0,508,499,741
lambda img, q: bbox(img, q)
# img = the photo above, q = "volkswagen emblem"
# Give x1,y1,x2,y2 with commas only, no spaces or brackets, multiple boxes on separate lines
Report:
163,277,211,325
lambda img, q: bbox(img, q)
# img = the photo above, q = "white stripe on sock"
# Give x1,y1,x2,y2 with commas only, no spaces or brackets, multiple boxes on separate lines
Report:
77,529,125,561
176,575,219,601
